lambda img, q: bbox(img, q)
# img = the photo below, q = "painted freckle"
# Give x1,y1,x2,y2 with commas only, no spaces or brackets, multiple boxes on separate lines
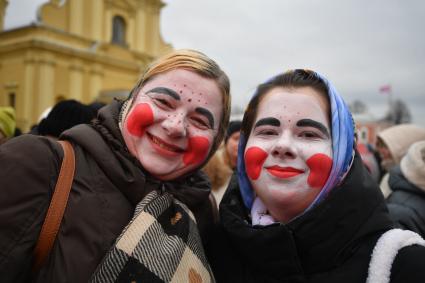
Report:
188,98,192,102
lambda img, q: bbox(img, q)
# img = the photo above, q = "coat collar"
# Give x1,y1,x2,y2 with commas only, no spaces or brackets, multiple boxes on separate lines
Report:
61,100,211,209
219,153,393,277
389,166,425,197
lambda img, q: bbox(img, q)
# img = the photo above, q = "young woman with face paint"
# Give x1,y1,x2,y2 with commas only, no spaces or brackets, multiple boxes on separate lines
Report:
0,49,231,282
207,69,425,283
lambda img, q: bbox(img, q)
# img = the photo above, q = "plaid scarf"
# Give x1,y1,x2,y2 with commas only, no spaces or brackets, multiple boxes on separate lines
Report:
91,190,215,283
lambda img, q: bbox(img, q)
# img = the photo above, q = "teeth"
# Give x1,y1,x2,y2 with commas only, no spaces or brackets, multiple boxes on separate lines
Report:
151,135,176,151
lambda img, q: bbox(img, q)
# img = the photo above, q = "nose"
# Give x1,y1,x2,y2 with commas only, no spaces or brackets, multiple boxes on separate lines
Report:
161,115,187,138
271,132,296,159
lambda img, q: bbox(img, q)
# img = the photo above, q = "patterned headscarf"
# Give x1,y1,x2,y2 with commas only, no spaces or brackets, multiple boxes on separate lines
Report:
237,70,355,218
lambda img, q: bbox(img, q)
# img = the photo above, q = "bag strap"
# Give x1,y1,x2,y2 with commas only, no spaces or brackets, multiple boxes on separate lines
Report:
32,140,75,272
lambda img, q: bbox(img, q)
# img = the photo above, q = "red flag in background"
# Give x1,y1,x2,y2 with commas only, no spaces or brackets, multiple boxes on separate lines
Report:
379,84,391,94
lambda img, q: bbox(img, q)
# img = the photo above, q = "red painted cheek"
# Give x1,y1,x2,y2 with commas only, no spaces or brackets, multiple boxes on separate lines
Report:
183,136,210,165
306,153,333,188
126,103,154,137
245,147,268,180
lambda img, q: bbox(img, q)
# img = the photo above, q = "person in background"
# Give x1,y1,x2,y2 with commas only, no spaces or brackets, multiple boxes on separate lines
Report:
13,127,22,137
356,142,381,183
37,99,96,139
386,140,425,238
89,101,107,114
207,69,425,283
376,124,425,197
0,49,230,283
203,120,242,205
0,107,16,145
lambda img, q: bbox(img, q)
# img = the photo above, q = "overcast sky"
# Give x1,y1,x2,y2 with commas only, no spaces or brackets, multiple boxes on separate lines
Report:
4,0,425,125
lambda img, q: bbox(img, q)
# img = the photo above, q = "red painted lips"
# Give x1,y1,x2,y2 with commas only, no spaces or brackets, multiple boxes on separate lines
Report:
266,166,304,179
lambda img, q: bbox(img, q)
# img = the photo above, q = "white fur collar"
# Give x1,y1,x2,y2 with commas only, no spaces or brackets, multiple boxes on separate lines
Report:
367,229,425,283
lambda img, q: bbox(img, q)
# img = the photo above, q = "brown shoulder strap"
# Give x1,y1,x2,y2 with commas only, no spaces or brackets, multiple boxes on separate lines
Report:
33,140,75,272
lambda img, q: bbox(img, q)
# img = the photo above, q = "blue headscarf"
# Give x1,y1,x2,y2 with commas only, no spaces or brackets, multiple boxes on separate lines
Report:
237,70,355,214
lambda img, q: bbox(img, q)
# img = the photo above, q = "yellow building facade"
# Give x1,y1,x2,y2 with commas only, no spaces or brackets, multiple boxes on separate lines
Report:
0,0,172,131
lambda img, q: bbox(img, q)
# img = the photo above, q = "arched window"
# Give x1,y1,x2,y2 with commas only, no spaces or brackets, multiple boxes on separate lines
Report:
112,15,126,46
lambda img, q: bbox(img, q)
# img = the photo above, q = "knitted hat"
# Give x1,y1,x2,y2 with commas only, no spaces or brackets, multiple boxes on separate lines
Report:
377,124,425,164
38,100,96,138
0,107,16,138
400,140,425,191
225,120,242,144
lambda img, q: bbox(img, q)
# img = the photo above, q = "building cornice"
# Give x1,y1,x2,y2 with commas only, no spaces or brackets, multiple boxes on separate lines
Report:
0,25,154,71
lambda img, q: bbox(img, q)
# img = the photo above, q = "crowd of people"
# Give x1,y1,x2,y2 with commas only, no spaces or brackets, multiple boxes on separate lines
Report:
0,49,425,282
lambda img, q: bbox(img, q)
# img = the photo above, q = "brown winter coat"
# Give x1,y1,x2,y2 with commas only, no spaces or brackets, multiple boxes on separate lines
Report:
0,101,215,282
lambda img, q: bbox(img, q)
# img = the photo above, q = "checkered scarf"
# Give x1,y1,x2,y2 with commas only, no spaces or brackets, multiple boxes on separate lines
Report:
91,190,215,283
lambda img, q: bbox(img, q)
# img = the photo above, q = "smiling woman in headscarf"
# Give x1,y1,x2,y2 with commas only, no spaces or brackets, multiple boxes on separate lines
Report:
207,69,425,283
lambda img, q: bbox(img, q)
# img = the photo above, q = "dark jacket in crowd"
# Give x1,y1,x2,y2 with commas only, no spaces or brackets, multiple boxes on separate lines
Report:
207,153,425,283
0,101,215,283
387,166,425,238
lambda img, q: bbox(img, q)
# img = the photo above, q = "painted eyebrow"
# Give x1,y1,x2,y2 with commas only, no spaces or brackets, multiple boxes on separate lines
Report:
296,118,330,138
254,117,281,128
146,87,180,101
195,107,215,129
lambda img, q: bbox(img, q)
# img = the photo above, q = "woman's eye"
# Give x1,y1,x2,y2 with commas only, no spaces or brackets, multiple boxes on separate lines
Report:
154,98,172,108
258,129,277,136
191,117,210,129
300,131,320,139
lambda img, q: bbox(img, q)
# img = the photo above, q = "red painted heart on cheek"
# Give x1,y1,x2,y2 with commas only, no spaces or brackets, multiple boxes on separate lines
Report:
183,136,210,166
126,103,154,137
245,147,268,180
306,153,333,188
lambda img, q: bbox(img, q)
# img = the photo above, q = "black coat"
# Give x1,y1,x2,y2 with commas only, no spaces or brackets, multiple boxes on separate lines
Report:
386,166,425,238
0,101,215,282
207,153,425,283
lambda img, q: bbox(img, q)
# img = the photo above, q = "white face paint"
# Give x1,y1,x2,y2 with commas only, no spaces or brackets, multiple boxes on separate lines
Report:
121,69,223,180
244,87,333,223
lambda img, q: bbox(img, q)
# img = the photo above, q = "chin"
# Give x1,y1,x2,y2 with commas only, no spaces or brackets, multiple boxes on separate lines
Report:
150,166,195,181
